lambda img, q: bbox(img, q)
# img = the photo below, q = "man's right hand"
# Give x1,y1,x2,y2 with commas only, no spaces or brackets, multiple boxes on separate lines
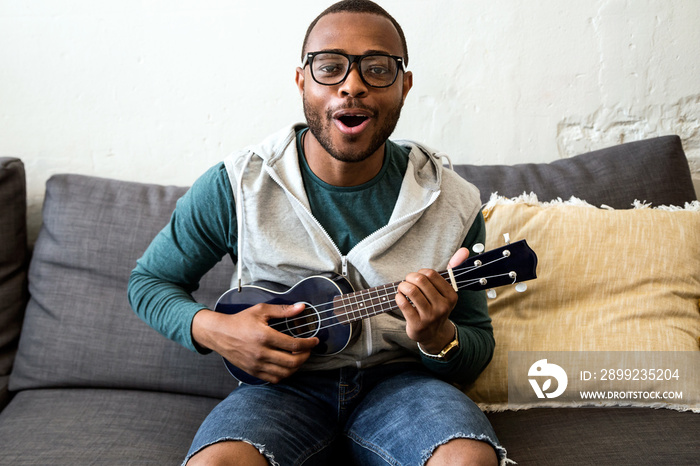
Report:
191,303,319,384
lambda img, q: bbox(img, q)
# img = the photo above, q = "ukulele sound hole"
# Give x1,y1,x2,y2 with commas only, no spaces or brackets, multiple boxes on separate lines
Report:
285,302,320,338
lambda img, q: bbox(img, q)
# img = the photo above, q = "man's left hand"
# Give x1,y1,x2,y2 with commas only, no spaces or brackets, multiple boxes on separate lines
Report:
395,248,470,353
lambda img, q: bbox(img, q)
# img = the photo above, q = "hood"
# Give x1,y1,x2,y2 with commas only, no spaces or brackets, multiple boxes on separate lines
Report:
244,124,447,199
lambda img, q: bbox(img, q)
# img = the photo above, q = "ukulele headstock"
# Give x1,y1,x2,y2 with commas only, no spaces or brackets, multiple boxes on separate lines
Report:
450,237,538,296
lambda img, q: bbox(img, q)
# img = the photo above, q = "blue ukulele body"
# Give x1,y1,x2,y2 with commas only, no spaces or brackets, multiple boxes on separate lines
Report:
215,274,357,384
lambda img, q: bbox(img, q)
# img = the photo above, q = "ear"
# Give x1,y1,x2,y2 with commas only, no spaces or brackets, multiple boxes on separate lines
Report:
401,70,413,103
295,67,306,96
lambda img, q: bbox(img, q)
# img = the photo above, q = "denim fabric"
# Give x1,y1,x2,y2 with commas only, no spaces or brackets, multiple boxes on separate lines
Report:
184,363,507,465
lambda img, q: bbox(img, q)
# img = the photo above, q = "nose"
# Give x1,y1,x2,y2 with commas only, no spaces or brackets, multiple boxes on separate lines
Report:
338,64,368,98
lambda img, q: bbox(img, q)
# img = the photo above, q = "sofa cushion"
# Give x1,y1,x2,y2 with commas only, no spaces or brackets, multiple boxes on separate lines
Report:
453,135,697,208
10,174,238,398
0,157,29,408
0,388,219,463
486,407,700,465
466,195,700,409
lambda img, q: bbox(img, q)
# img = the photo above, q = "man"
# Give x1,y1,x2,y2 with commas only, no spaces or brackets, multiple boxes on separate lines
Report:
128,1,506,464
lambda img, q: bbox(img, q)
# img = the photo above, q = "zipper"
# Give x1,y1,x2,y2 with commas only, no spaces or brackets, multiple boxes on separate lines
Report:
265,167,346,274
352,190,440,359
350,189,441,252
341,255,348,277
364,315,373,356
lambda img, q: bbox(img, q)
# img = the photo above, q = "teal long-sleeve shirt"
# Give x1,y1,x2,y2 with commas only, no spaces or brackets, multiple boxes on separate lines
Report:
128,137,494,385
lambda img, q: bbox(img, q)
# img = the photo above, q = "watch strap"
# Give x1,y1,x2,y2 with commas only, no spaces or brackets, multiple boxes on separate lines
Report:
417,320,459,360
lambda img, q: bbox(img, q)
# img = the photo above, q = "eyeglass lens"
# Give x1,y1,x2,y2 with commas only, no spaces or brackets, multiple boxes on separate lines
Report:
310,53,399,87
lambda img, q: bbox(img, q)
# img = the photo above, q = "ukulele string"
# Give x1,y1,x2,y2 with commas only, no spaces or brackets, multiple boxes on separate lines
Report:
267,255,512,335
270,255,508,332
271,271,516,338
286,273,511,337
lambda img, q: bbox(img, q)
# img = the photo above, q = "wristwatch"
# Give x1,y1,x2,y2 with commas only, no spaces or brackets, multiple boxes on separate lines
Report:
417,320,459,361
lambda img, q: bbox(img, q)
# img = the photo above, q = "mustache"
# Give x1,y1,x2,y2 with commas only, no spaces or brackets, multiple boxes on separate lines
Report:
326,100,378,118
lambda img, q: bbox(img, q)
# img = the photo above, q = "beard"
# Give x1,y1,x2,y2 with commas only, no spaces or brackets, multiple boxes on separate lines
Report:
303,96,404,163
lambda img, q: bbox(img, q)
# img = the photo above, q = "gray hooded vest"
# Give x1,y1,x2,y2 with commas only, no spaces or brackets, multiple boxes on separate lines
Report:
224,124,482,371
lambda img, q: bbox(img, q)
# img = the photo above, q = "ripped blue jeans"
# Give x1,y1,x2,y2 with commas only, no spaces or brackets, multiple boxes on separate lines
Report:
184,362,507,466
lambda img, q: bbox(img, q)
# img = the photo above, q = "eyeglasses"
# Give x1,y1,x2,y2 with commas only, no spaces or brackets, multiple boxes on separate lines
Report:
302,51,405,88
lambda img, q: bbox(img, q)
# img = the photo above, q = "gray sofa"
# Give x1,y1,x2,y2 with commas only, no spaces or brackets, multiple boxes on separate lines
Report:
0,136,698,465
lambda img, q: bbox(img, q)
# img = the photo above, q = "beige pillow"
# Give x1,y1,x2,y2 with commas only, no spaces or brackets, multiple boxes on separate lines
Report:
465,194,700,411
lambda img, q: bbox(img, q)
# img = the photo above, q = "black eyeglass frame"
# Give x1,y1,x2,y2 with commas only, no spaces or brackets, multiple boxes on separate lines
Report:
302,51,405,88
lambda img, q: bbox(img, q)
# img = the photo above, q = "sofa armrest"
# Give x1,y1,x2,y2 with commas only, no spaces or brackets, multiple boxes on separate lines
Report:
0,157,29,410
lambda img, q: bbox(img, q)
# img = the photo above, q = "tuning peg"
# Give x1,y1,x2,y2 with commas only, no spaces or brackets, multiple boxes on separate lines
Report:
515,283,528,293
472,243,485,254
487,289,497,299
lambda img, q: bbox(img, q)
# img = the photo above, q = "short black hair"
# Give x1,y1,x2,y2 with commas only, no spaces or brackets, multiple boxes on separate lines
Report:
301,0,409,65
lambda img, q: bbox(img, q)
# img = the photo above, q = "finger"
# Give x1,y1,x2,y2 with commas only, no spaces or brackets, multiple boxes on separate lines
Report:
395,286,443,344
256,370,287,385
270,332,319,353
396,277,431,311
419,268,453,294
263,302,307,319
447,247,470,269
255,346,315,384
260,303,320,352
261,346,313,369
422,268,457,298
255,360,306,384
237,339,314,383
249,364,296,385
401,269,453,306
395,290,419,320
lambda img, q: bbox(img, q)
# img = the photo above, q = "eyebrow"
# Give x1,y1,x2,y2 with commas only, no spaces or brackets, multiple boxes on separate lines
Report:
316,48,397,56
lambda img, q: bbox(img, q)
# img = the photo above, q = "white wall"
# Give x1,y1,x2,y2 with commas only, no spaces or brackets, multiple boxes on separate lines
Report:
1,0,699,239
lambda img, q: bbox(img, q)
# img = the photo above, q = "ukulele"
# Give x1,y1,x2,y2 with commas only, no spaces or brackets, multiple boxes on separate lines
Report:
215,239,538,384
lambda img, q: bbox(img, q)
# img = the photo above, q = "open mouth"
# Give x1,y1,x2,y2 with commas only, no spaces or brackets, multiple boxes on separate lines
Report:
333,109,374,135
339,115,369,128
